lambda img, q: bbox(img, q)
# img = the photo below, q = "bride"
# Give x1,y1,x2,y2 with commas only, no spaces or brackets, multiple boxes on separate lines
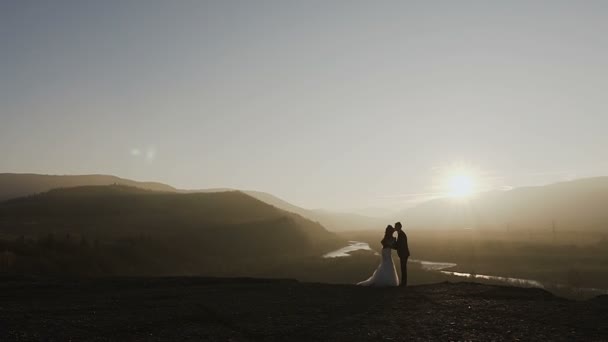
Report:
357,225,399,287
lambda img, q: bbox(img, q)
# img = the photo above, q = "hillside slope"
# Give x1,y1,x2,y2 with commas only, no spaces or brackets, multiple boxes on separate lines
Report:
244,191,384,231
0,185,342,275
0,173,384,231
0,173,176,201
401,177,608,231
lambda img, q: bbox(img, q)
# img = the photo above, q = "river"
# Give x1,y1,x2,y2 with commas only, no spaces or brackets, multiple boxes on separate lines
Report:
324,241,608,297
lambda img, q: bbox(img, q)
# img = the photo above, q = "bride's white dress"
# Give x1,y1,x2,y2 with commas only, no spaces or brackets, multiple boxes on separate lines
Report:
357,246,399,287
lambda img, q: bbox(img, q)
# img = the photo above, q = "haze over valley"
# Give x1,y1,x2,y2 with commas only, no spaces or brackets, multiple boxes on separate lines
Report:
3,173,608,234
1,172,608,297
2,1,608,340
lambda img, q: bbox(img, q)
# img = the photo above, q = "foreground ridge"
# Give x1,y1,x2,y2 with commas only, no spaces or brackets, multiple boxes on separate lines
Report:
0,277,606,341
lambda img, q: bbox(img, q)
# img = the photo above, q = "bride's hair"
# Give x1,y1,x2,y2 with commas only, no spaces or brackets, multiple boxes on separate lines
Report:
381,225,394,246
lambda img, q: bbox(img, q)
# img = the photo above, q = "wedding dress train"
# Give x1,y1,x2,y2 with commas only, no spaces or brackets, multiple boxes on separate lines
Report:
357,247,399,287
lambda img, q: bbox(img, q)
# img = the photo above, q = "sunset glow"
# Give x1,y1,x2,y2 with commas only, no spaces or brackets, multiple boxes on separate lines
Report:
448,173,475,198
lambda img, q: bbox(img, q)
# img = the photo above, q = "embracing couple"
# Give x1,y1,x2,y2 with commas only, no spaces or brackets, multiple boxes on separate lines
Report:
357,221,410,287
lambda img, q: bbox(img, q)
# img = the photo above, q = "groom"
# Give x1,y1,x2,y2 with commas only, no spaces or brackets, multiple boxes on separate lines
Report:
394,221,410,287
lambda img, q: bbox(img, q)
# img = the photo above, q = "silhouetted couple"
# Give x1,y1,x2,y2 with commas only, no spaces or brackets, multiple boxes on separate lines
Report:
357,221,410,287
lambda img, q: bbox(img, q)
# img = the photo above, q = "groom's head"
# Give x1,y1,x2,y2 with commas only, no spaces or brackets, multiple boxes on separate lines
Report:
395,222,403,231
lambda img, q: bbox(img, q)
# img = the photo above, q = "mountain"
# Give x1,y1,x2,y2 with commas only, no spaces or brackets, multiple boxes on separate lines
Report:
0,173,383,231
182,189,384,231
0,185,342,272
10,173,608,233
400,177,608,231
0,173,177,201
242,191,384,231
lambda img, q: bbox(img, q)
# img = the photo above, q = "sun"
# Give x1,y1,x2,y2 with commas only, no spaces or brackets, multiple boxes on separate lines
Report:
448,174,475,197
434,162,481,199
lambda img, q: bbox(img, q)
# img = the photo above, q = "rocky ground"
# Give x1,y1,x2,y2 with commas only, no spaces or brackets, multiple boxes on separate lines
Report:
0,277,606,341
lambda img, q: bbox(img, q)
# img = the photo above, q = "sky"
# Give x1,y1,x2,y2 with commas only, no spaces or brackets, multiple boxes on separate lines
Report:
2,1,608,211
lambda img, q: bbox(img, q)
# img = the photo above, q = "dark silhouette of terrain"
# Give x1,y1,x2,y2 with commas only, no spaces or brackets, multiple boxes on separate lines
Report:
0,277,606,341
0,173,177,202
0,173,383,231
2,174,608,298
0,185,342,276
5,173,608,232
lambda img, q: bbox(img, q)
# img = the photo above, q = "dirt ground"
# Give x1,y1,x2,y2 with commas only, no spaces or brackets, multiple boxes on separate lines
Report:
0,277,606,341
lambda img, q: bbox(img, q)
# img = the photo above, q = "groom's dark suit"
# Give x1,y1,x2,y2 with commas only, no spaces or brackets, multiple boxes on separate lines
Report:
394,229,410,286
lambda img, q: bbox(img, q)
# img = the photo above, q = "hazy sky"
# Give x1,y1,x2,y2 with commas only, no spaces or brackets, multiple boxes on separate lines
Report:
2,1,608,211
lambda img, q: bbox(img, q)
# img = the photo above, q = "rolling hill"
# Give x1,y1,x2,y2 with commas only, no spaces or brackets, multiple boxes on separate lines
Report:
0,173,384,231
400,177,608,231
0,173,177,202
0,185,340,253
241,190,384,231
4,173,608,233
0,185,343,276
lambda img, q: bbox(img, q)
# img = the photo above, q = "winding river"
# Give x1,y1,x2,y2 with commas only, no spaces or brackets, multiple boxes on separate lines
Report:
324,241,608,297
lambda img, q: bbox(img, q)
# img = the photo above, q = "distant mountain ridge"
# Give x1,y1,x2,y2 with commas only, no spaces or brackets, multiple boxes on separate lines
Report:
4,173,608,232
0,173,177,201
0,173,383,231
0,184,345,276
0,184,342,256
400,177,608,231
237,191,384,232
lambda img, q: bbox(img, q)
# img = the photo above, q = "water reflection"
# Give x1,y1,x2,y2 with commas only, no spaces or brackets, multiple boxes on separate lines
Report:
323,241,377,258
324,241,608,297
440,270,545,288
410,259,457,271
